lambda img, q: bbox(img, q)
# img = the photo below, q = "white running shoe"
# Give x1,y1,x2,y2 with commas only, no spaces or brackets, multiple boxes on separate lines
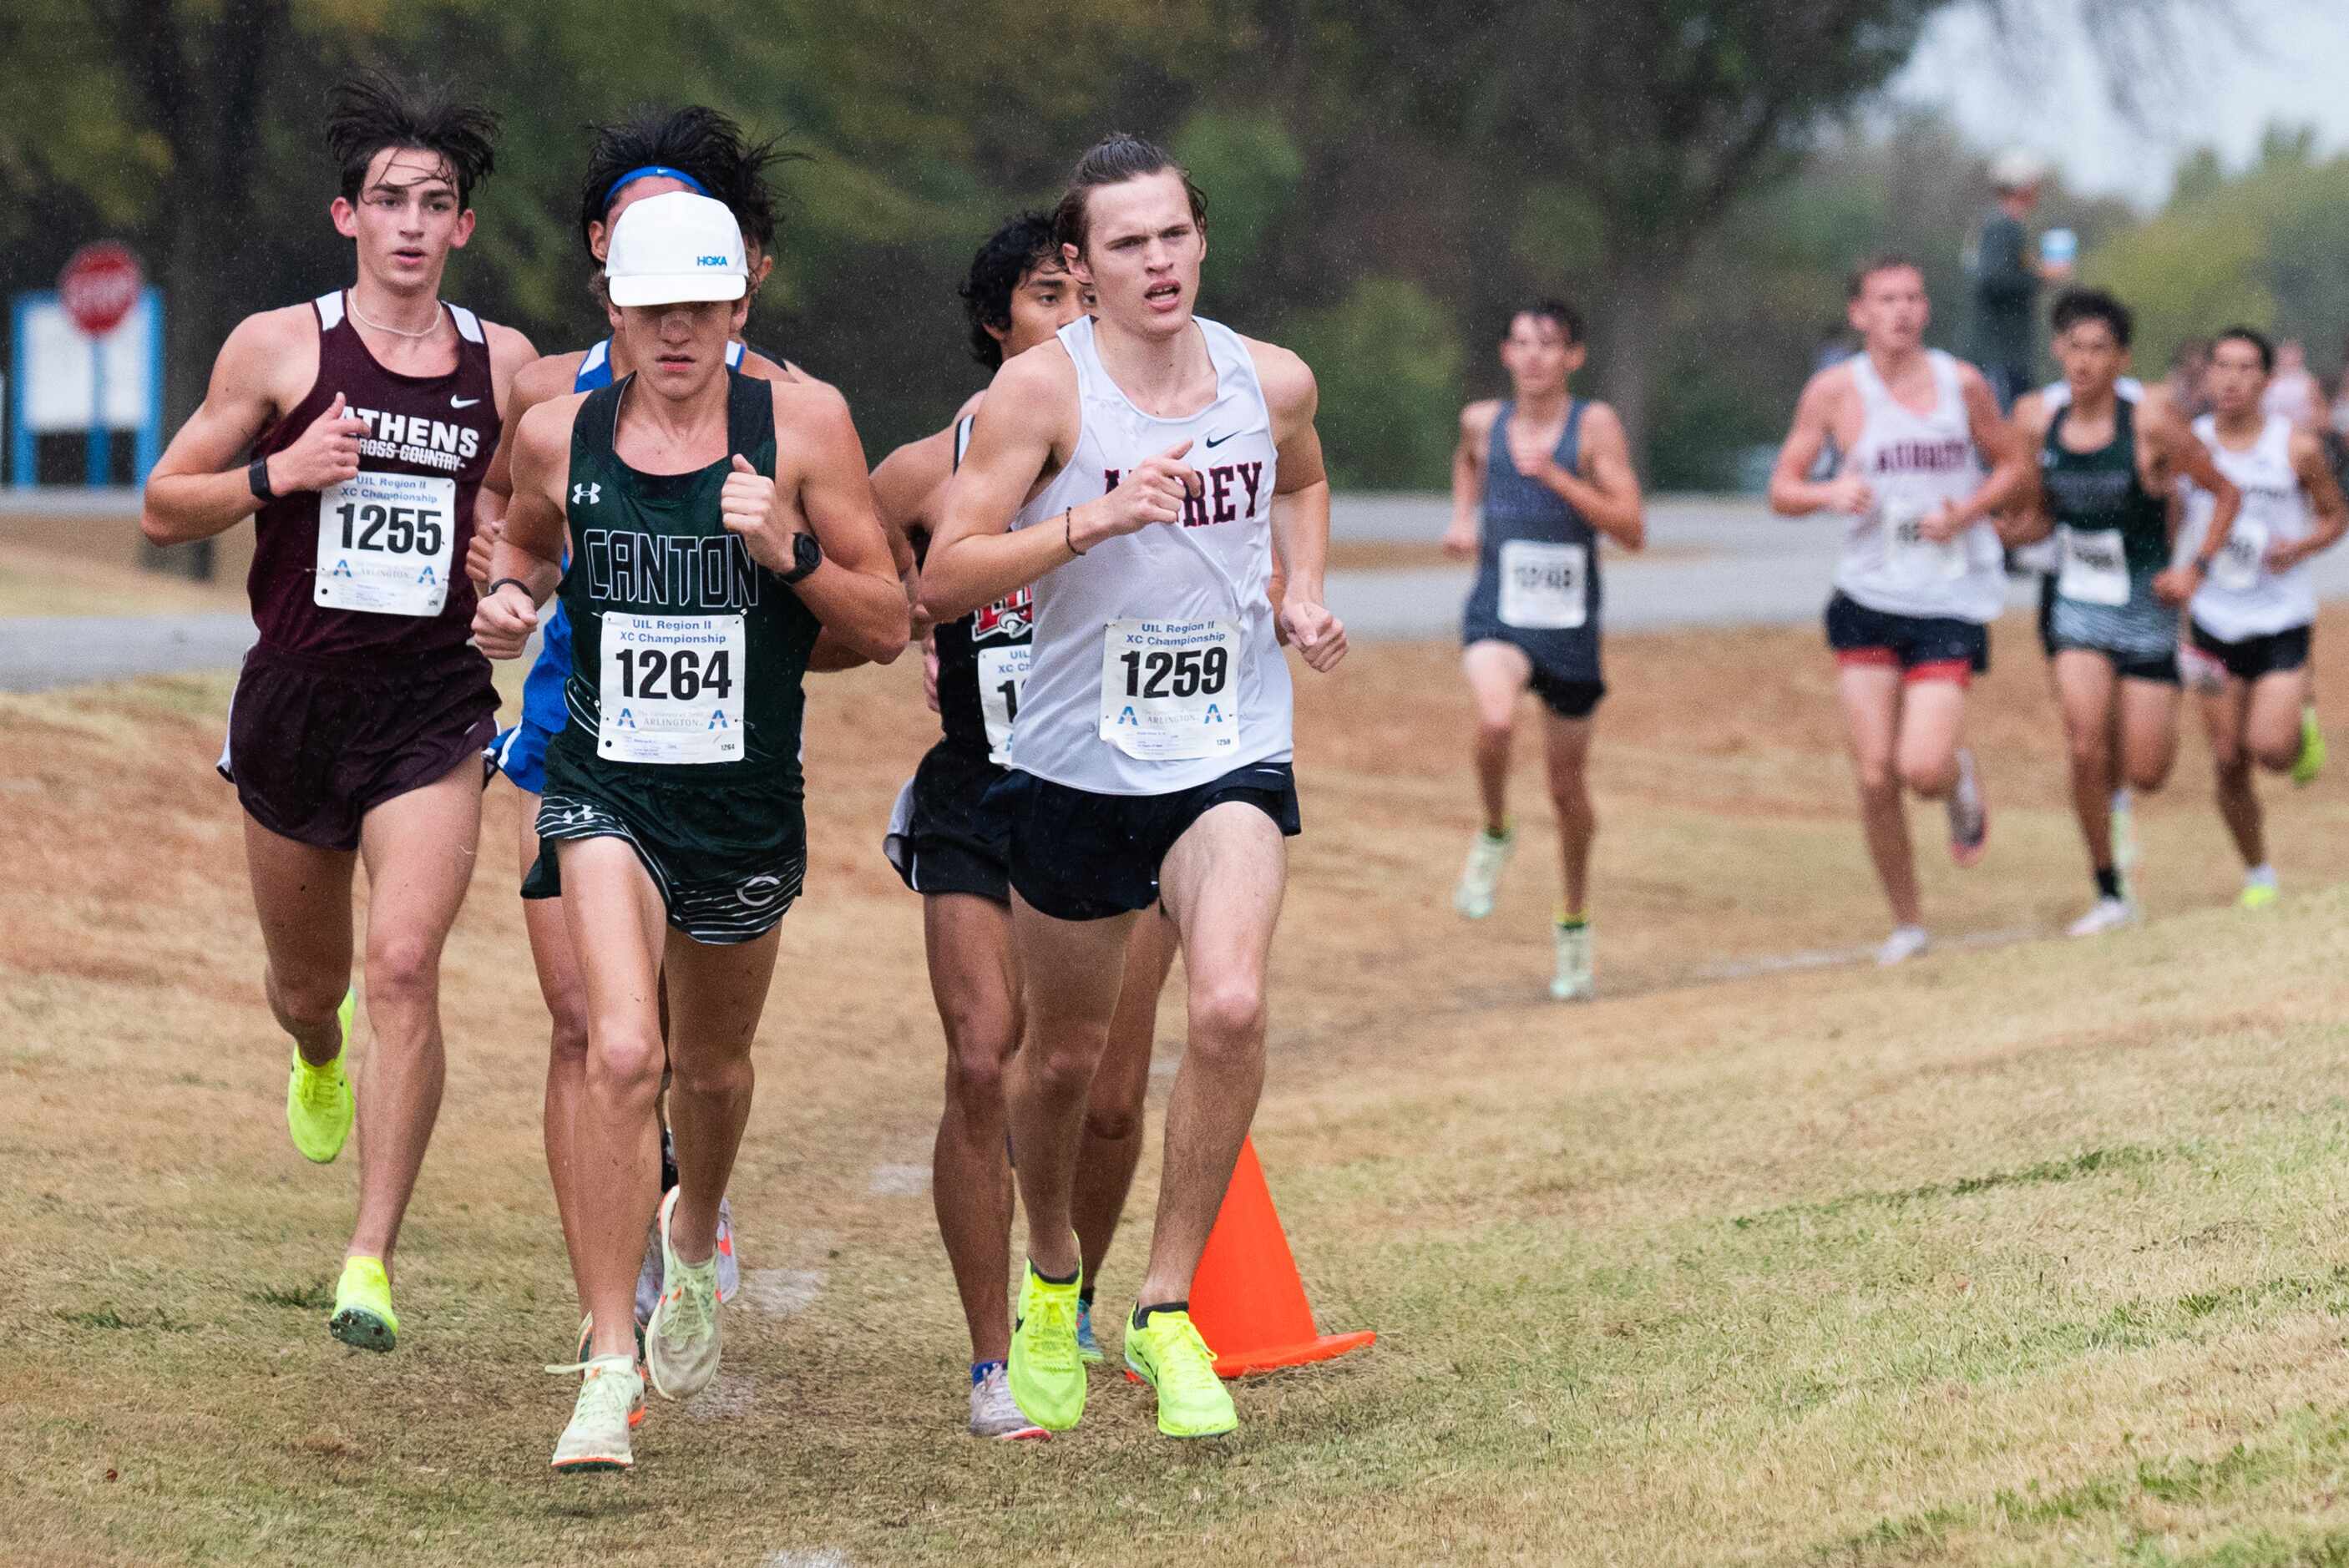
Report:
548,1353,641,1474
1876,925,1930,967
1549,922,1594,1001
1452,826,1514,919
1947,749,1988,867
2067,896,2140,938
637,1193,741,1325
969,1363,1050,1440
644,1186,722,1400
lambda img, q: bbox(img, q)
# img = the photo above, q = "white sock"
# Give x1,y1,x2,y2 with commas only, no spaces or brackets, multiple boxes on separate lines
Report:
2110,787,2132,812
2246,863,2277,888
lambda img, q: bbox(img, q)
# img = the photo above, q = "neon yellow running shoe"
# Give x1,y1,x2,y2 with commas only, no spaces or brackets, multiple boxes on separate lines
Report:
1124,1307,1236,1439
2293,705,2326,787
329,1256,397,1353
1007,1259,1086,1432
286,991,356,1164
2240,882,2280,911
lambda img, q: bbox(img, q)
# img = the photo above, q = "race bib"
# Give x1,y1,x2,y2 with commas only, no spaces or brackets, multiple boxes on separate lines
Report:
2057,527,2130,607
596,614,746,766
1497,539,1588,630
314,471,457,616
2210,516,2270,594
1884,507,1966,585
977,644,1030,766
1098,619,1242,762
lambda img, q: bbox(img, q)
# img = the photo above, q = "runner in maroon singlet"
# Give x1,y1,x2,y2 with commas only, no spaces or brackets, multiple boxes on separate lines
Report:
139,72,536,1354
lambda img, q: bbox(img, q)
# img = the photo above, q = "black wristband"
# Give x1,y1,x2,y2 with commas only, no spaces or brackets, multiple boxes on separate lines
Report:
247,457,275,502
1065,507,1086,557
485,577,534,603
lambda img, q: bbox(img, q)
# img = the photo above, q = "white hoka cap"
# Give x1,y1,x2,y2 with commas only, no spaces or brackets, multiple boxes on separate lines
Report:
605,191,747,307
1991,148,2048,193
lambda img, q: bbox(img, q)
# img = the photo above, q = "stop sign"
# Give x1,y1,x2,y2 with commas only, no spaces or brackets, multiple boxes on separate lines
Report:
58,242,144,337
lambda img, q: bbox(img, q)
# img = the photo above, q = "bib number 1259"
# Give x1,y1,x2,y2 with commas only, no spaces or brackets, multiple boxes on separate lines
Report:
1098,619,1241,762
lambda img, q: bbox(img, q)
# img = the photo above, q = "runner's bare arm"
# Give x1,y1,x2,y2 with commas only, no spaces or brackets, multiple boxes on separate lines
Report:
1260,345,1346,675
1542,401,1644,549
740,385,908,665
2276,428,2349,569
473,399,575,660
748,350,917,584
142,308,349,544
1444,401,1498,559
467,323,539,548
2146,394,2240,604
803,425,948,672
922,348,1096,619
471,352,580,586
1996,391,2055,546
1767,370,1870,518
1935,362,2029,539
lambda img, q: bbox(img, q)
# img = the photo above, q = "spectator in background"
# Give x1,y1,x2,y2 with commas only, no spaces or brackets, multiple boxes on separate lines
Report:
2263,339,2323,431
1969,149,2075,412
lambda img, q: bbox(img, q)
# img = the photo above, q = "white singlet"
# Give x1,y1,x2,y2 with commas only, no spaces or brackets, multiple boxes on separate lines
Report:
2182,412,2316,641
1832,349,2002,623
1007,314,1291,796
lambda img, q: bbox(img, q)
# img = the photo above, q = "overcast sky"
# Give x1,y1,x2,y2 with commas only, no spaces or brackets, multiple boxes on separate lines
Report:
1894,0,2349,207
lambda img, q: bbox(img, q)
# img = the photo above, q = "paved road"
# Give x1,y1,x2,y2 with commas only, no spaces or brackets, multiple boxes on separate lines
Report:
13,492,2349,690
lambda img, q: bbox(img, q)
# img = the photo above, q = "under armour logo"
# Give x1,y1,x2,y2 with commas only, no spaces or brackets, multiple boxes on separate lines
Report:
573,483,601,506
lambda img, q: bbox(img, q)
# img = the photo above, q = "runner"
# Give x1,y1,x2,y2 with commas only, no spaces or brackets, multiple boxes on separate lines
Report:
474,190,906,1472
2025,367,2151,878
1767,254,2028,966
1442,299,1645,999
139,73,534,1351
2010,287,2242,936
2179,326,2348,904
924,134,1346,1439
471,104,810,1381
874,212,1178,1438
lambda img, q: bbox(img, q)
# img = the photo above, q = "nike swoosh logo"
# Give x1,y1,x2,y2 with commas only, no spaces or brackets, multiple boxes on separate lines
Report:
1203,431,1237,448
450,397,481,409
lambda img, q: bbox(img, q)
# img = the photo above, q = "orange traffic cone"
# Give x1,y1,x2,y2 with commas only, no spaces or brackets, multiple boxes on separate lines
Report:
1186,1136,1375,1378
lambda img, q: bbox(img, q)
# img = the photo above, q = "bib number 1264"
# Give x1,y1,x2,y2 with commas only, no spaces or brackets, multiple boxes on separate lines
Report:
598,613,747,765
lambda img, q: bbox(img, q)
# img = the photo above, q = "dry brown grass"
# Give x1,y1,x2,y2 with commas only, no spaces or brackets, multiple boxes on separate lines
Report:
8,609,2349,1565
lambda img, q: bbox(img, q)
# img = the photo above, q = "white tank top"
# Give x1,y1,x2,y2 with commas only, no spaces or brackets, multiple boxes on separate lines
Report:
2184,412,2315,640
1832,350,2002,623
1008,315,1291,796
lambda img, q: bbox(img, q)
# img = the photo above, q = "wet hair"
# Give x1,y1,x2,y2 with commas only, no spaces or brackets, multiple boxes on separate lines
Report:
326,72,499,210
1845,252,1924,301
2051,287,2134,347
1050,133,1208,256
575,105,794,257
1504,298,1585,346
959,212,1063,370
2211,325,2276,374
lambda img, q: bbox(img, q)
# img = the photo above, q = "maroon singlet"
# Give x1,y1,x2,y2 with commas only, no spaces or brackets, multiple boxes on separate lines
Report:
246,291,496,662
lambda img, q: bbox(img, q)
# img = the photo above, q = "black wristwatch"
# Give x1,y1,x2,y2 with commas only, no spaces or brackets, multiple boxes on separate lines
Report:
779,531,822,585
247,457,276,502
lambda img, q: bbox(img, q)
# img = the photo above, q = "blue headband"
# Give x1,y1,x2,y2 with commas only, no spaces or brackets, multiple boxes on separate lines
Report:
604,164,711,211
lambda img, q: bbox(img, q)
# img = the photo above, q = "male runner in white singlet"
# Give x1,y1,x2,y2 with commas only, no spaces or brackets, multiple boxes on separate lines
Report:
1769,255,2027,966
2179,326,2348,905
924,134,1345,1440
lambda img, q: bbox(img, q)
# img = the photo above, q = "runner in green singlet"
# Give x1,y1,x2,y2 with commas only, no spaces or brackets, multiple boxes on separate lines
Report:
473,190,907,1474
